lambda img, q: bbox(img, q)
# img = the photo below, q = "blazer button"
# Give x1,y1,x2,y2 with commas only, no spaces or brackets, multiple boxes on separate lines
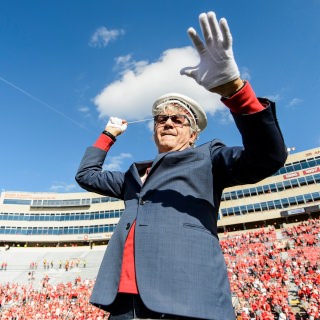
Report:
140,199,146,205
126,223,130,230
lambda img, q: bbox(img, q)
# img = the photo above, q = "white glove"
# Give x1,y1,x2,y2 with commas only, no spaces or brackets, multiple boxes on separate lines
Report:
106,117,128,133
180,12,240,91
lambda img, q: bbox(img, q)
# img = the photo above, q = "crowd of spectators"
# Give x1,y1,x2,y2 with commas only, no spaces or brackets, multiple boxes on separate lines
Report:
0,276,109,319
0,218,319,319
29,258,87,271
221,218,320,319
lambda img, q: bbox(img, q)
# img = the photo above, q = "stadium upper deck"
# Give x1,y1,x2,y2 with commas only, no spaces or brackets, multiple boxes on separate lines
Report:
0,147,319,246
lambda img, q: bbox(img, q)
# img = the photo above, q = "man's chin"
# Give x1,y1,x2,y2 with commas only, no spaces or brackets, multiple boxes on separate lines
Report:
158,143,176,153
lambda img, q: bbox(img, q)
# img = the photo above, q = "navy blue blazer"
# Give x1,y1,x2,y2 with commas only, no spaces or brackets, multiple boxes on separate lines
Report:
75,100,287,319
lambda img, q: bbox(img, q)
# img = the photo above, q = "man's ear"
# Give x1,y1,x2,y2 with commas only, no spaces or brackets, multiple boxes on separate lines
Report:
189,132,198,146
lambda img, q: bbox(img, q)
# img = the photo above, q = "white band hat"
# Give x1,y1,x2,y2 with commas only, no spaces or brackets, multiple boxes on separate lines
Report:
152,93,207,132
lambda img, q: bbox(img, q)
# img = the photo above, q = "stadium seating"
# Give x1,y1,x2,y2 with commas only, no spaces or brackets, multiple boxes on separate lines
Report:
1,219,319,319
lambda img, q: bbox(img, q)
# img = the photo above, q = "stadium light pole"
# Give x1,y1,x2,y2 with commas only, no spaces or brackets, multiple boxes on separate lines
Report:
287,147,296,153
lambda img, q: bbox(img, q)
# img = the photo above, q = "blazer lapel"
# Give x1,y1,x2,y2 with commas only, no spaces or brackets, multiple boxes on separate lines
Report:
149,153,167,174
130,161,153,186
129,153,168,185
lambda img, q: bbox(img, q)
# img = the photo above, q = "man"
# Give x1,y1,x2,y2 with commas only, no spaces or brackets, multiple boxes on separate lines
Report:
75,11,287,320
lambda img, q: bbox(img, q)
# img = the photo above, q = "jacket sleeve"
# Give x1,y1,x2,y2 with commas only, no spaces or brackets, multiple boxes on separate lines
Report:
75,146,125,199
211,99,288,188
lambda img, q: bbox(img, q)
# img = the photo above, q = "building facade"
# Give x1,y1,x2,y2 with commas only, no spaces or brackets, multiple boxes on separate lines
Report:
218,147,320,232
0,147,319,246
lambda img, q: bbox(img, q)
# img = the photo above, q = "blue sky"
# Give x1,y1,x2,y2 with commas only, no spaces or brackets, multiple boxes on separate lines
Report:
1,0,320,193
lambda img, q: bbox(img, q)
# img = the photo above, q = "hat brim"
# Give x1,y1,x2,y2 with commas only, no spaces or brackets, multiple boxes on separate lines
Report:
152,93,207,132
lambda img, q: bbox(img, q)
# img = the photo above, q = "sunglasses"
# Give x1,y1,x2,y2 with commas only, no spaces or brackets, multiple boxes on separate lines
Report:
154,114,191,128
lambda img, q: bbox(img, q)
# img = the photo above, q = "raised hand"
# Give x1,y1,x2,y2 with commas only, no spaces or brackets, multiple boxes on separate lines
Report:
105,117,128,137
180,11,240,92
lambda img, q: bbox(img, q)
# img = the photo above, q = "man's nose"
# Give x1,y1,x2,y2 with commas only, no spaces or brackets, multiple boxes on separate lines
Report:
164,117,174,126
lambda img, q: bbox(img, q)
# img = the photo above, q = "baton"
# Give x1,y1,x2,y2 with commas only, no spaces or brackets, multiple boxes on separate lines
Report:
126,118,153,124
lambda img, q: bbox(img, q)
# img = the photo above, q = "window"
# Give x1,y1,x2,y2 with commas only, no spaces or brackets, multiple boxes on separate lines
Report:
230,191,237,200
247,204,254,213
253,203,262,212
288,197,297,205
240,205,247,214
274,200,282,209
269,184,277,192
285,165,294,174
299,177,307,186
293,162,302,171
296,195,304,204
260,202,268,211
250,188,258,196
257,186,263,195
3,199,31,205
282,198,289,208
304,194,313,203
306,175,315,185
283,181,291,190
227,208,234,216
308,159,316,167
221,208,228,216
300,160,308,169
267,201,275,210
81,199,91,205
276,182,284,192
237,190,244,199
234,207,241,215
312,192,320,201
224,193,231,200
291,179,299,188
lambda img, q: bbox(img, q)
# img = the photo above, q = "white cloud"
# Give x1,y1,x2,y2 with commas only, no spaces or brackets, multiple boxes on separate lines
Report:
240,67,251,81
266,94,281,102
288,97,303,107
217,109,234,125
115,54,132,65
78,105,90,113
89,27,125,48
104,153,133,171
114,54,134,69
93,46,224,121
50,183,77,192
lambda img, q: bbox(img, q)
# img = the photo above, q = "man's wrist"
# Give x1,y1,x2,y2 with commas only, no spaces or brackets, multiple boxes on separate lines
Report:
210,78,245,97
102,130,116,142
221,80,265,114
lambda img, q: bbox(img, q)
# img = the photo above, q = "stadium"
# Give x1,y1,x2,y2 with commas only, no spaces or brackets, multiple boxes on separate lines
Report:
0,147,319,319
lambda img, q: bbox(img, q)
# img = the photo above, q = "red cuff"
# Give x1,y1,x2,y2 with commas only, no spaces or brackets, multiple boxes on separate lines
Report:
93,134,114,151
221,81,265,114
